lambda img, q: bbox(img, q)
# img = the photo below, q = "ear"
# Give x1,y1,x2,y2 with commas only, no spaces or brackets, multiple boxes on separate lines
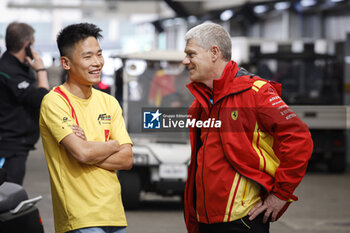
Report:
22,41,31,51
60,56,70,71
24,38,34,48
210,45,220,62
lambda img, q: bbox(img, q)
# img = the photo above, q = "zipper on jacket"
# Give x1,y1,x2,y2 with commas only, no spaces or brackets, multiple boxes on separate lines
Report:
192,85,212,109
241,178,248,206
192,85,212,223
201,106,212,223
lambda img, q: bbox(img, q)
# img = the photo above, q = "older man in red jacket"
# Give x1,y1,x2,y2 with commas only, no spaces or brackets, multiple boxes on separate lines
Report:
182,23,313,233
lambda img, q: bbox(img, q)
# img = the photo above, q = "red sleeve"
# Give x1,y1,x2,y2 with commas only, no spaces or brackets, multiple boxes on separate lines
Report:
255,82,313,201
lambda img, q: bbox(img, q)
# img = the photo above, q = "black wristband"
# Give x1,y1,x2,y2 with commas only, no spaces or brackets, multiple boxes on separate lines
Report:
36,68,47,72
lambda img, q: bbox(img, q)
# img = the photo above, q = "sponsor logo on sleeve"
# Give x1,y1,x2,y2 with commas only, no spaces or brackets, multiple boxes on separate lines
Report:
17,81,30,89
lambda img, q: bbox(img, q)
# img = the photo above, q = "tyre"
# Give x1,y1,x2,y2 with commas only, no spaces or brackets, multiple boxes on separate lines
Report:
328,153,346,173
118,171,141,209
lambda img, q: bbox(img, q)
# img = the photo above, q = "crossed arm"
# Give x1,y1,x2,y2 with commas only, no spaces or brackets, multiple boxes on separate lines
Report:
60,125,133,171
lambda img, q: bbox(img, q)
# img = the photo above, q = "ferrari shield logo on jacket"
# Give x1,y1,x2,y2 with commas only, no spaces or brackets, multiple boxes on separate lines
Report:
231,110,238,120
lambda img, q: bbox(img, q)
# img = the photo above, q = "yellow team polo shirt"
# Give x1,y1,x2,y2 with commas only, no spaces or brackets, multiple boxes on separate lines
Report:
39,85,132,233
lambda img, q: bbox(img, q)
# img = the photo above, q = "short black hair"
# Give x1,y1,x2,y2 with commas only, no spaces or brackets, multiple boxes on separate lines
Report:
56,23,103,58
6,22,35,53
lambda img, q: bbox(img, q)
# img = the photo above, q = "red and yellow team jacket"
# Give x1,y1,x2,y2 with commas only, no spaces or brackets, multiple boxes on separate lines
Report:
184,61,313,233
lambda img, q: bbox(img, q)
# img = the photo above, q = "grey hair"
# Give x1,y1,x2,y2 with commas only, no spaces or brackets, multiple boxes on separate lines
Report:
185,23,232,61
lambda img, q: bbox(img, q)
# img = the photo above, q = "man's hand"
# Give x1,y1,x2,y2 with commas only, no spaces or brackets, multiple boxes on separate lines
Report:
72,124,87,141
248,193,287,223
24,44,49,90
25,45,45,71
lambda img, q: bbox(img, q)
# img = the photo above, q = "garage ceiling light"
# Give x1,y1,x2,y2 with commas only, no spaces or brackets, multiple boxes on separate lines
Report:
254,5,268,14
274,2,291,10
300,0,317,7
220,9,234,21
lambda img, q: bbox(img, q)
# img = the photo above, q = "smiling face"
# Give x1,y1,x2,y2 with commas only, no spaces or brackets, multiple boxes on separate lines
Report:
63,36,104,86
183,39,215,86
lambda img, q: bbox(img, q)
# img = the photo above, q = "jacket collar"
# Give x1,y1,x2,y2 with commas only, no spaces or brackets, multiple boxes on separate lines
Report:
187,60,254,107
2,51,31,73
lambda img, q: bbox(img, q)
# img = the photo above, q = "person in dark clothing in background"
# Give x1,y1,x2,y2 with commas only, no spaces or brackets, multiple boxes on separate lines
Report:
0,22,49,185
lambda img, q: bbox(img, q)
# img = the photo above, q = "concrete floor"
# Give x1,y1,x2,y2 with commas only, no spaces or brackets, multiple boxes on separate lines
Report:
22,140,350,233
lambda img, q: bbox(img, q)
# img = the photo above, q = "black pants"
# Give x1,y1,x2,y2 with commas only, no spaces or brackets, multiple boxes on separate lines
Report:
199,213,270,233
2,151,28,185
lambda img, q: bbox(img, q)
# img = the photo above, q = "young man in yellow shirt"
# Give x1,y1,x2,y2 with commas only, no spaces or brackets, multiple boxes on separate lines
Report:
40,23,133,233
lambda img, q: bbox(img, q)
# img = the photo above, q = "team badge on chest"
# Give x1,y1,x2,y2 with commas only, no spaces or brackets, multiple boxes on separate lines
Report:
97,113,111,125
231,110,238,120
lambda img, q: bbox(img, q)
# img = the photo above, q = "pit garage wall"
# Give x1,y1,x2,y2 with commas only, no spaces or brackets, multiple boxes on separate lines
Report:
247,10,350,165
